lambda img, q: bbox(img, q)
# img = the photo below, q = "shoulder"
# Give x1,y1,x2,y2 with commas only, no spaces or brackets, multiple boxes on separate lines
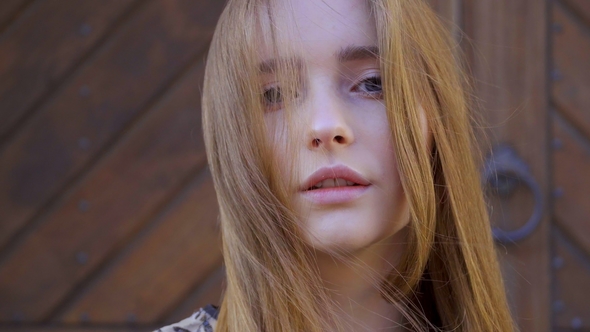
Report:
154,305,219,332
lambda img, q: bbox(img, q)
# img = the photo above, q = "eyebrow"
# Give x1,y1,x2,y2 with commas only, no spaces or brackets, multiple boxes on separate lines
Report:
258,58,303,74
258,45,380,73
336,45,380,62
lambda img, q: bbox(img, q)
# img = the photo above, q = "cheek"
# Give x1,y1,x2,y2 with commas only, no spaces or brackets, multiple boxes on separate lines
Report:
357,106,398,178
264,112,287,160
264,113,301,190
360,105,407,220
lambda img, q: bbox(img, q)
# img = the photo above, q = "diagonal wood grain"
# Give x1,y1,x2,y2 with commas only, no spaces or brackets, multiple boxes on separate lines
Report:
552,228,590,330
0,53,210,322
0,0,31,33
552,2,590,139
57,171,221,324
0,0,139,140
163,265,225,325
0,328,156,332
562,0,590,26
0,0,223,253
552,113,590,259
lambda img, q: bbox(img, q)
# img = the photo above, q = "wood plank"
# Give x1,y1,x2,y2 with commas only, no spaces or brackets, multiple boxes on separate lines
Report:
0,0,30,32
0,327,155,332
57,171,221,324
553,114,590,255
562,0,590,26
164,265,225,325
0,0,223,252
462,0,551,331
427,0,460,21
0,0,138,139
552,229,590,330
427,0,462,39
552,2,590,138
0,56,209,322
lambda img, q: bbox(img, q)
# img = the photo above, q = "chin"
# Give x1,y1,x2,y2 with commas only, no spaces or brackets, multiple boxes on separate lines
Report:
301,209,409,255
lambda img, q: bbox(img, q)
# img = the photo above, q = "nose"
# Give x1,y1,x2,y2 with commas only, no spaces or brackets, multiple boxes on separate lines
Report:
306,90,355,150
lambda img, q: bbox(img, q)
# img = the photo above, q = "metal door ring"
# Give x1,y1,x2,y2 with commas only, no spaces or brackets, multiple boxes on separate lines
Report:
482,145,544,244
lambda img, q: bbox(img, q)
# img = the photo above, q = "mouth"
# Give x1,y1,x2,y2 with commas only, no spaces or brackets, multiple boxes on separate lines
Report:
301,164,370,191
300,165,370,204
307,178,362,191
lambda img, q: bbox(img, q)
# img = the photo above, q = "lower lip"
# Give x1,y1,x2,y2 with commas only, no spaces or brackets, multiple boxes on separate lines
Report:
300,185,370,205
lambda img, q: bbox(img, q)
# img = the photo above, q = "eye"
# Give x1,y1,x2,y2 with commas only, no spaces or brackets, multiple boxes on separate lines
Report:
263,86,283,105
261,85,284,112
262,85,301,112
352,75,383,98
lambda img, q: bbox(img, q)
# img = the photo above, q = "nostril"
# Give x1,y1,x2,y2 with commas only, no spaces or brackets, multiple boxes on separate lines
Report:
334,135,344,144
312,138,321,147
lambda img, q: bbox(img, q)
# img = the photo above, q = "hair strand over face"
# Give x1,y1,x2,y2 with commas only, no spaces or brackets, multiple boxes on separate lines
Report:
203,0,515,331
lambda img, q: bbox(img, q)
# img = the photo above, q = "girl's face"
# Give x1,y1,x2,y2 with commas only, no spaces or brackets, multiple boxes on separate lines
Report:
262,0,410,253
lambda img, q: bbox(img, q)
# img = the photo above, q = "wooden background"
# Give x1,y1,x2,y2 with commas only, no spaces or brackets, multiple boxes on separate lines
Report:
0,0,587,331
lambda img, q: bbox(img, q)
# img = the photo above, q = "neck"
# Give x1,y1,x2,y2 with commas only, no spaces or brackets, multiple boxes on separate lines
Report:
314,231,407,332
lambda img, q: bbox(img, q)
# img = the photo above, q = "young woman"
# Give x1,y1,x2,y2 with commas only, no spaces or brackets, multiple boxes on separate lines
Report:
158,0,515,331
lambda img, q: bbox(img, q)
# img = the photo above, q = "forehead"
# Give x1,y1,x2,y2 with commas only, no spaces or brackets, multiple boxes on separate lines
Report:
258,0,377,61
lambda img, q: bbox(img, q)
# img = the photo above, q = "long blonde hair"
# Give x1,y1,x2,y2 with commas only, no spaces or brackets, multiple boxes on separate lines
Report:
202,0,515,331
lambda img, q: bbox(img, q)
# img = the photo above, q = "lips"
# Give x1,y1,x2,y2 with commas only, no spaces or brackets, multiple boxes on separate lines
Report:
301,165,370,191
309,178,358,189
299,165,371,204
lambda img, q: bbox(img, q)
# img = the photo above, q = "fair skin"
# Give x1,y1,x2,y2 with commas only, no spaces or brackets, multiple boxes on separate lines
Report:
260,0,414,330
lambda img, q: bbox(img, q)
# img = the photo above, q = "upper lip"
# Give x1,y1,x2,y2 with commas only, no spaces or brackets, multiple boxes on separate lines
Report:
301,165,371,191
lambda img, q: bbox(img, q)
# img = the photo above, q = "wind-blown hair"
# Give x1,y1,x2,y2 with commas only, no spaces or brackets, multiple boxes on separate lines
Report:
202,0,515,331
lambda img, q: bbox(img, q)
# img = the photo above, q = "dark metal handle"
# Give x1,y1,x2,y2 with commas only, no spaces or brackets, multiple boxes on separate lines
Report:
482,145,544,243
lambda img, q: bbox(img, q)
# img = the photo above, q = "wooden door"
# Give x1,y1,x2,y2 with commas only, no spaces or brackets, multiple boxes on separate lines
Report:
463,0,552,330
0,1,587,331
431,0,590,331
551,0,590,330
0,1,226,331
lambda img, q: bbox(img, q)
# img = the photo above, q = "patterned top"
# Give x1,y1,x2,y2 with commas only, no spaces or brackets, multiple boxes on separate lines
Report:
155,305,218,332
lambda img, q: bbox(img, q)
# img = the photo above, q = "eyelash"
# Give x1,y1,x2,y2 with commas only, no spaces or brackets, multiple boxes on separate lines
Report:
351,74,383,98
263,86,283,105
262,74,383,111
